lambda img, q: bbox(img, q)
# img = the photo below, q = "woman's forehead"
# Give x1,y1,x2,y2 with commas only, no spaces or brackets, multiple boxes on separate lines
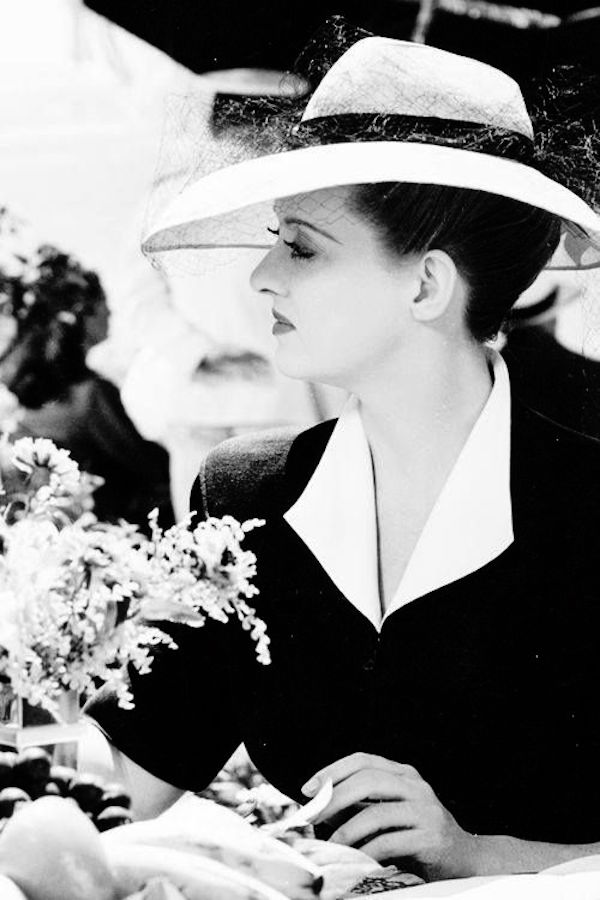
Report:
273,186,357,227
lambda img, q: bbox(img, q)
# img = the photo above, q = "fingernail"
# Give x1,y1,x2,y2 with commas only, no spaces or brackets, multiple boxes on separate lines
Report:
301,778,319,796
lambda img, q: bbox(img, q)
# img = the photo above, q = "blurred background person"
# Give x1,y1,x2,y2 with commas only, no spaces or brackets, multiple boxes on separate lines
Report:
0,208,174,528
502,270,600,439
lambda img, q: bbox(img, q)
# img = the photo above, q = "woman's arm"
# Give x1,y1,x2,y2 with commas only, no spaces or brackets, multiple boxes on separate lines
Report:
465,834,600,877
78,721,184,820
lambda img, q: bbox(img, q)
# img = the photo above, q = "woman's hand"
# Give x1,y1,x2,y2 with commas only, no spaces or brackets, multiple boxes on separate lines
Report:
302,753,478,880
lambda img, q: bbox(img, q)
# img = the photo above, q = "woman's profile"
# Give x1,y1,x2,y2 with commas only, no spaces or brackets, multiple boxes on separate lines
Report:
85,25,600,880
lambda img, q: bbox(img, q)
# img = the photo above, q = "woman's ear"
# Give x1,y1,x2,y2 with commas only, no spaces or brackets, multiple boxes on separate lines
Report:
410,250,460,323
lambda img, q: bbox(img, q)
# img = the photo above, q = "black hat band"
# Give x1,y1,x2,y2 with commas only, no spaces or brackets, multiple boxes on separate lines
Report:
291,113,535,165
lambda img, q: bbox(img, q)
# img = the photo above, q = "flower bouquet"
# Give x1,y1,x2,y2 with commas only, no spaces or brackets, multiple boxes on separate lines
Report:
0,435,269,753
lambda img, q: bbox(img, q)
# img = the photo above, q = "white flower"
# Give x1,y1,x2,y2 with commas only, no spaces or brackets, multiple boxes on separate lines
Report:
238,783,295,809
13,437,78,478
0,437,270,714
11,437,81,503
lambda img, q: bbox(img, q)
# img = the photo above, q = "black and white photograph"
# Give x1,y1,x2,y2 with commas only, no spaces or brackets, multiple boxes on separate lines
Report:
1,2,600,898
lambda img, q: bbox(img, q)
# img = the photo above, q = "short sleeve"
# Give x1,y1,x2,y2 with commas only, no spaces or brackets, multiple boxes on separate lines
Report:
84,619,243,791
84,467,242,791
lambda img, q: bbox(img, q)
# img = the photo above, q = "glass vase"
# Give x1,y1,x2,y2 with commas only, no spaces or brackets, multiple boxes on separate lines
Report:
0,684,84,766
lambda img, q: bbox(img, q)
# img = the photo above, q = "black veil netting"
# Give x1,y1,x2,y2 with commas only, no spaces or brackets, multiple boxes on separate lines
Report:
141,17,600,277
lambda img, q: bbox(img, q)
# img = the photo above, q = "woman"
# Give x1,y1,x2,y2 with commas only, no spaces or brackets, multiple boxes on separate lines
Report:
85,33,600,879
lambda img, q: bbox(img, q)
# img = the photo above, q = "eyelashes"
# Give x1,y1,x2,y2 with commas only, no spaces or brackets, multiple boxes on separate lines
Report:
266,227,314,261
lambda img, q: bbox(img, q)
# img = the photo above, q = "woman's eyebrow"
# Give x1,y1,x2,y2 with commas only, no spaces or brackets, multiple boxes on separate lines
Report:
281,216,342,244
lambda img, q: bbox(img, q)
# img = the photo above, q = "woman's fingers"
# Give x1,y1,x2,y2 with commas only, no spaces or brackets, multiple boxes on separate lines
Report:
360,829,422,864
300,754,474,878
329,800,415,846
314,769,418,824
302,752,419,796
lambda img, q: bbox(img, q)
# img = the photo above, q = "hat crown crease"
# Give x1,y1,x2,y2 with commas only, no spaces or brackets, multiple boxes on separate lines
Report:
301,37,534,140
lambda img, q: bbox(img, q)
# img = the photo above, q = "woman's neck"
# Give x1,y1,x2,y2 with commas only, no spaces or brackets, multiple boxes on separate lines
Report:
356,340,493,467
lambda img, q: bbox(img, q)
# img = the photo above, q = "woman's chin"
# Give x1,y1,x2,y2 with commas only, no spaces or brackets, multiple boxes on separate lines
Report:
273,348,310,381
275,362,314,381
273,345,348,387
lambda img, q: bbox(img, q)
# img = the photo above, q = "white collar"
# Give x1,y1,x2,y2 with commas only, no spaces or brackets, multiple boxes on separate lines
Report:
284,353,514,631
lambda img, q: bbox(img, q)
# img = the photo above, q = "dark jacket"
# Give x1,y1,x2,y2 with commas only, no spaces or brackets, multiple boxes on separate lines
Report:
87,396,600,844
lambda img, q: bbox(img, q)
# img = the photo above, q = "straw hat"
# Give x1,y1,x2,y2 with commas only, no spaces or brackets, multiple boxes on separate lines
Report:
143,35,600,271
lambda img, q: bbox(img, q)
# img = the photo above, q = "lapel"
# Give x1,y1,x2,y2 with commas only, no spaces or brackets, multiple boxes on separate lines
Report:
283,355,514,630
283,397,380,627
387,356,513,620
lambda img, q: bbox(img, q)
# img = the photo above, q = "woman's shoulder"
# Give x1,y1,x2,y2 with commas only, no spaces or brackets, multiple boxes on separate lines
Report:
193,419,337,520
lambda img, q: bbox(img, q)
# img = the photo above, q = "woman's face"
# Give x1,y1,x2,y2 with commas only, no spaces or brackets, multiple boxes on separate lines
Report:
250,186,420,389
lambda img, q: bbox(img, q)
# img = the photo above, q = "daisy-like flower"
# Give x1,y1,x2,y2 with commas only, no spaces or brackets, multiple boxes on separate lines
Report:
11,437,81,500
12,436,77,479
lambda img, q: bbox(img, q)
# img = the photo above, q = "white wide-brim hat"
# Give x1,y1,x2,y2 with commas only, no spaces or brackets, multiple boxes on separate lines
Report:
143,35,600,271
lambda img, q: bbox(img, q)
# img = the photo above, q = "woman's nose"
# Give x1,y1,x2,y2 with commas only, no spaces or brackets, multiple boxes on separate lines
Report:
250,247,287,297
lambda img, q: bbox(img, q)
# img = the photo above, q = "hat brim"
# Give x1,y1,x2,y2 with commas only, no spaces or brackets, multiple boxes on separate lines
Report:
142,142,600,270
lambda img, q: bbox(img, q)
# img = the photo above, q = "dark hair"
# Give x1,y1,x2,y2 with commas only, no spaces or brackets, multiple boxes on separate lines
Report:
350,183,562,342
0,247,107,408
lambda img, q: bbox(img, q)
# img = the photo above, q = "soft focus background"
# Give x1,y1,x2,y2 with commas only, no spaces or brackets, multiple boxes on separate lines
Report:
0,0,347,521
1,0,600,522
0,0,186,287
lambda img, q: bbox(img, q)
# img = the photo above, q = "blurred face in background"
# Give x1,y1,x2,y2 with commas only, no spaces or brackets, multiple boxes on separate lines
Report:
82,294,110,351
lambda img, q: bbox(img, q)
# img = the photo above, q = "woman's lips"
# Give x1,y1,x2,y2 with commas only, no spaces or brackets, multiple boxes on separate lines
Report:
272,309,295,334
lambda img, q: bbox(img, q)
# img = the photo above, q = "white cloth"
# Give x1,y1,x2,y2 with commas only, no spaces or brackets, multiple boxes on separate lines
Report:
284,353,514,631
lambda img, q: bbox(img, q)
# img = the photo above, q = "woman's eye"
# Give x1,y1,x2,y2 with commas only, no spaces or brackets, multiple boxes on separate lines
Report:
283,240,314,260
266,226,314,261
